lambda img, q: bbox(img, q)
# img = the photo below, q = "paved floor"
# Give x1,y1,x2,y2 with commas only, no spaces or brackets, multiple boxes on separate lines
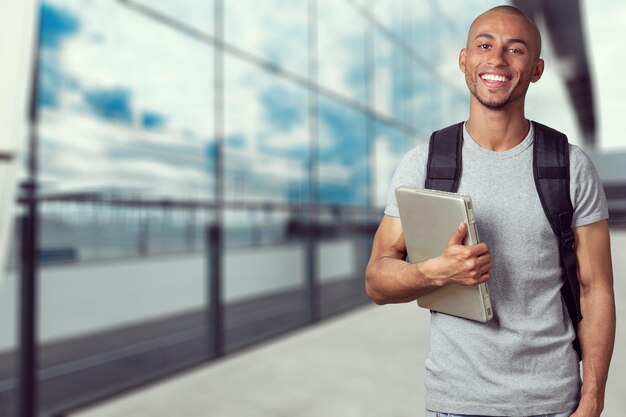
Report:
73,231,626,417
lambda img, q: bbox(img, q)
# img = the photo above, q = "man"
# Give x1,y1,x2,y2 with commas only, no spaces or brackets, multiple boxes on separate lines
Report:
365,6,615,417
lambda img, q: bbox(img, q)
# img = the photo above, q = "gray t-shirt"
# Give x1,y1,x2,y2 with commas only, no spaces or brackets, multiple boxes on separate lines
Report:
384,122,608,416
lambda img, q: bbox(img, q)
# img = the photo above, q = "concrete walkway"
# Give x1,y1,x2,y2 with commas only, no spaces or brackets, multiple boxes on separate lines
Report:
73,231,626,417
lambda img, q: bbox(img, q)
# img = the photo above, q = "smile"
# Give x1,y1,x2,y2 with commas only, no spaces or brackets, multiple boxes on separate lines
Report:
480,73,510,82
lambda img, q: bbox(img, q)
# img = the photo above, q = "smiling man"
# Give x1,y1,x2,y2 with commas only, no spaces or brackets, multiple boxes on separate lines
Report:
463,7,543,113
365,5,615,417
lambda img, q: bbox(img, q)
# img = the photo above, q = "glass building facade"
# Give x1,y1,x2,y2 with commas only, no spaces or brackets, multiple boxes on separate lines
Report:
0,0,583,415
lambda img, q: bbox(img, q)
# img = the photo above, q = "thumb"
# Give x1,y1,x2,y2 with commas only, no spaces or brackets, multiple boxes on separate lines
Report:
447,222,467,246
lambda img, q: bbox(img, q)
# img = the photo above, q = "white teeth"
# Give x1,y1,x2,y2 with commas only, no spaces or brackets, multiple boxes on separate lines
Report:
481,74,507,82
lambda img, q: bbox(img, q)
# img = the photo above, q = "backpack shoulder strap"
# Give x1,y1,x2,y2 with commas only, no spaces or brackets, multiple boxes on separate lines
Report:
425,122,464,192
532,121,582,360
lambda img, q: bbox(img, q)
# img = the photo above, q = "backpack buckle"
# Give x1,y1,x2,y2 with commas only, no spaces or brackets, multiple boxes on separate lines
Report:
561,228,575,248
558,211,575,248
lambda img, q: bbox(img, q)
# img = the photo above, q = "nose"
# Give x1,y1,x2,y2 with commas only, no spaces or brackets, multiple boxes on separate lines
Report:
487,48,507,67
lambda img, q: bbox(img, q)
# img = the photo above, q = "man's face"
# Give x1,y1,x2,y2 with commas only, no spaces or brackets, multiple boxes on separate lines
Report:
459,11,544,110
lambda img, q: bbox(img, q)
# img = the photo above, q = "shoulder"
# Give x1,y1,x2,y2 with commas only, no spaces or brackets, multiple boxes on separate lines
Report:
387,140,430,192
530,121,596,172
566,144,608,225
384,140,430,216
393,123,464,182
397,140,430,169
568,144,597,174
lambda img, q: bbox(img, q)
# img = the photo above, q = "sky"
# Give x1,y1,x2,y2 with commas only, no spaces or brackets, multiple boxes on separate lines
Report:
34,0,626,211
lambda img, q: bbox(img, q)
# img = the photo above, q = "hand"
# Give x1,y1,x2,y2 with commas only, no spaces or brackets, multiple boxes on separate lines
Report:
422,222,492,286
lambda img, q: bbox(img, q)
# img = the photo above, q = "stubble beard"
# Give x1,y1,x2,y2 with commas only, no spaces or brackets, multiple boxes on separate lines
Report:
473,89,510,109
466,71,528,110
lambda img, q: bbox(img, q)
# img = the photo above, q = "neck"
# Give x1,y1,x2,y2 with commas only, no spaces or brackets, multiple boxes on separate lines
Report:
465,99,530,151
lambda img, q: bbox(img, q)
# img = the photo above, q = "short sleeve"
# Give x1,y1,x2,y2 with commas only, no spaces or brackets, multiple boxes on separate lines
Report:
569,145,609,227
384,143,429,217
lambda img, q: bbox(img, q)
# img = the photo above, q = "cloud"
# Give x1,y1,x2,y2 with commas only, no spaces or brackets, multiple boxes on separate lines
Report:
317,0,368,103
316,98,369,205
222,56,310,171
318,99,366,161
35,0,224,200
371,124,427,207
38,3,82,109
38,63,63,108
258,125,309,160
259,87,304,130
223,147,307,202
35,0,395,205
36,0,607,206
57,0,215,140
132,0,215,37
37,107,212,198
223,0,308,77
226,134,245,149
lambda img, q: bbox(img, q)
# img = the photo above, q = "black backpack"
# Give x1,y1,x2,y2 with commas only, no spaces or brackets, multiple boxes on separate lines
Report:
425,121,582,360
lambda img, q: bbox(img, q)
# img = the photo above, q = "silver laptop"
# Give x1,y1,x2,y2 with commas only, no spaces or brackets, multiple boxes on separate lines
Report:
395,187,493,322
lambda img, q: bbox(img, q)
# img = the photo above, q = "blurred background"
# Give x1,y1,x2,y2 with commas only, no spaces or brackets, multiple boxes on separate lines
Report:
1,0,625,416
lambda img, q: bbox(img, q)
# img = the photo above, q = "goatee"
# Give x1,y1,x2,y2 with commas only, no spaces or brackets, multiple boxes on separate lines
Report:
473,90,509,110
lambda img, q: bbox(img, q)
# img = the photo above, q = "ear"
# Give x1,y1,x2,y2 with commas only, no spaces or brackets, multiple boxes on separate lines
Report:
459,48,467,73
530,58,544,83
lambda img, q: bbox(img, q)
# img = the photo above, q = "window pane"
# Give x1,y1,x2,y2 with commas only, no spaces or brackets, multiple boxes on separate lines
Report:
38,205,209,343
223,55,309,203
224,0,308,77
131,0,214,35
38,0,215,200
372,120,412,207
372,26,394,119
318,97,368,206
223,207,309,351
32,1,217,411
318,0,367,104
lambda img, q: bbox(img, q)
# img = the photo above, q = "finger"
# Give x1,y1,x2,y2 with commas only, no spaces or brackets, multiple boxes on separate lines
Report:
447,222,467,246
458,243,490,259
463,242,490,257
476,253,492,267
479,262,492,275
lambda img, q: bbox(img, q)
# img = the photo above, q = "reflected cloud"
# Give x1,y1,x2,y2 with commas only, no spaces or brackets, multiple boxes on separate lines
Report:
259,87,305,131
35,0,604,209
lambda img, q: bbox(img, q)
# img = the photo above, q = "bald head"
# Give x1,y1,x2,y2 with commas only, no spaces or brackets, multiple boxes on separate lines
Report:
467,5,542,59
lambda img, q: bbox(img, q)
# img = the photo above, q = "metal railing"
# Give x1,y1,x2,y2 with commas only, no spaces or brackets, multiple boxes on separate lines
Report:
7,194,379,417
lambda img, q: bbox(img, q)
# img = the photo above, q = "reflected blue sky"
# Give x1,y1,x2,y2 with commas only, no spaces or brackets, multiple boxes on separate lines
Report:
83,87,133,123
37,0,216,199
36,0,619,207
39,2,79,48
37,0,401,204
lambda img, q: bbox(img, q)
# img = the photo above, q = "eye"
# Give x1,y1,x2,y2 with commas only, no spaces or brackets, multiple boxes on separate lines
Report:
478,43,491,50
508,48,523,54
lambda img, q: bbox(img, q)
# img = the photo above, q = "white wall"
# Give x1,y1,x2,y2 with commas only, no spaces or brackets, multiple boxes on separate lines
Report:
0,1,38,285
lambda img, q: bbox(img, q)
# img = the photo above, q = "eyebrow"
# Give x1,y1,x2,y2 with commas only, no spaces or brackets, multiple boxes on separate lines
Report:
474,33,529,47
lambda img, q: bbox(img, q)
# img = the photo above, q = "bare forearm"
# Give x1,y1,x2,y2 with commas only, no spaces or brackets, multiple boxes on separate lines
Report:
569,221,615,417
365,218,491,305
365,256,441,304
577,285,616,414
